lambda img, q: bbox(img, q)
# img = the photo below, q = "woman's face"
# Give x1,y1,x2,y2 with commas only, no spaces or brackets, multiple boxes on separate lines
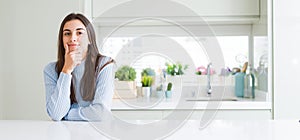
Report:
62,19,89,57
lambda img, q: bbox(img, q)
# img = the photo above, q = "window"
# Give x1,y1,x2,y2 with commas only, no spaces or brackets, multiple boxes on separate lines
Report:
100,36,249,74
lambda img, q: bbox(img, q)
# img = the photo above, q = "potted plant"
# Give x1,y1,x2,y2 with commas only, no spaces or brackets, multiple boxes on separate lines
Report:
115,65,136,81
141,67,157,95
165,62,188,93
141,75,153,98
114,65,137,98
165,82,172,98
165,62,188,76
156,84,164,98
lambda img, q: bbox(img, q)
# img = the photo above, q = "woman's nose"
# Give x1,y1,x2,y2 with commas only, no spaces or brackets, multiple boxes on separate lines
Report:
71,33,77,42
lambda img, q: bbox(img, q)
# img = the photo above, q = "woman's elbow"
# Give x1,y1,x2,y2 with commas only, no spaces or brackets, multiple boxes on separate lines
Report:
49,113,64,121
51,117,63,121
47,109,65,121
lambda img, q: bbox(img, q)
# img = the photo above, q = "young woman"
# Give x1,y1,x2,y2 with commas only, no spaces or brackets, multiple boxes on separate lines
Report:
43,13,114,121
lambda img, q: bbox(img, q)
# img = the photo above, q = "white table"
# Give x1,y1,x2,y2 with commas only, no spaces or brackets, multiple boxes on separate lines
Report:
0,120,299,140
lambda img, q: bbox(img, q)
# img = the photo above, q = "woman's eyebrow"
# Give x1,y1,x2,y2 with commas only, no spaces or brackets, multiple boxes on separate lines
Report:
63,29,71,32
76,28,85,31
63,28,85,32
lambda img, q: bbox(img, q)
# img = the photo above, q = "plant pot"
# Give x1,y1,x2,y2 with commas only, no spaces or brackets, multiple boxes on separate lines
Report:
166,75,182,95
142,87,151,98
156,90,164,98
114,80,136,90
165,91,172,98
114,80,137,98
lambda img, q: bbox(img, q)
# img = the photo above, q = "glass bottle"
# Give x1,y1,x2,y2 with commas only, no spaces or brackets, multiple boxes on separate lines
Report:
257,63,268,92
244,65,255,98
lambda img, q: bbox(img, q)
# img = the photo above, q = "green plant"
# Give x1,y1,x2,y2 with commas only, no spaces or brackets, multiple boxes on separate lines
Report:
166,62,188,76
141,68,156,76
167,82,172,91
141,76,153,87
115,65,136,81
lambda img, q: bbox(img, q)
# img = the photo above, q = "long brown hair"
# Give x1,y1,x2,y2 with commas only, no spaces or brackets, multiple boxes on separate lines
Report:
56,13,101,103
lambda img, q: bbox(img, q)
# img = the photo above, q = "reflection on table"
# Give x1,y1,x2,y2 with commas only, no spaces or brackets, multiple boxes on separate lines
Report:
1,119,300,140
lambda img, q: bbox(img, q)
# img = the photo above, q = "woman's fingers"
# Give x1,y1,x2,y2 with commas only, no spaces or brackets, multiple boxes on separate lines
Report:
69,50,83,65
64,44,84,67
65,44,69,54
63,44,84,73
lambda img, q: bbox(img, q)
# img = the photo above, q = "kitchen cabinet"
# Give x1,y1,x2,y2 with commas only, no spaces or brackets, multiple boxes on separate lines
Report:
111,93,272,120
163,110,271,120
91,0,260,19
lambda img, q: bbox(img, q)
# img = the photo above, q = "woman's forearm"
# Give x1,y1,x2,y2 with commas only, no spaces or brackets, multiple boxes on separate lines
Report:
44,66,72,121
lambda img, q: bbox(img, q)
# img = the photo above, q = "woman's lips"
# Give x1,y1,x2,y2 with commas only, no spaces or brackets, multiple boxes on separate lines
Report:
68,44,78,51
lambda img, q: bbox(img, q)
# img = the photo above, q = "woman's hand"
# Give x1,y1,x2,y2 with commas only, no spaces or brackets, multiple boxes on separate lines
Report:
62,44,83,74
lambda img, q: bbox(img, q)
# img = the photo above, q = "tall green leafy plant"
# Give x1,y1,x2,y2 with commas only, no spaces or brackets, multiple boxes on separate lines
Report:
141,76,153,87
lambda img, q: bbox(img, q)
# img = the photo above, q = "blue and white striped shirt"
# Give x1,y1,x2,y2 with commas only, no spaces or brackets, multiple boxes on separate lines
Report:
43,56,114,121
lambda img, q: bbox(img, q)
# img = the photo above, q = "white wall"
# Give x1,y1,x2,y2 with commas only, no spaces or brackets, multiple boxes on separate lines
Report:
0,0,82,120
0,10,2,118
0,55,2,119
274,0,300,119
0,0,10,120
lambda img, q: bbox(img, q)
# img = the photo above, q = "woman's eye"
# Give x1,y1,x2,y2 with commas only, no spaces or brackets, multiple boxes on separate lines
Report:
64,32,70,36
77,31,84,35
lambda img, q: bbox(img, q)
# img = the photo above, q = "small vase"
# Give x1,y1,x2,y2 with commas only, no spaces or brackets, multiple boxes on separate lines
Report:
165,91,172,98
142,87,151,98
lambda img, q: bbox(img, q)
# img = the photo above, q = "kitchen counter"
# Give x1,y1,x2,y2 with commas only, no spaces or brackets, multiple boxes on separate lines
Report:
111,90,271,110
111,89,272,120
0,120,299,140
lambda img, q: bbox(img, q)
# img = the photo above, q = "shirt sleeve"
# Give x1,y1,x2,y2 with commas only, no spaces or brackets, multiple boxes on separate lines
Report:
43,63,72,121
65,63,115,121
